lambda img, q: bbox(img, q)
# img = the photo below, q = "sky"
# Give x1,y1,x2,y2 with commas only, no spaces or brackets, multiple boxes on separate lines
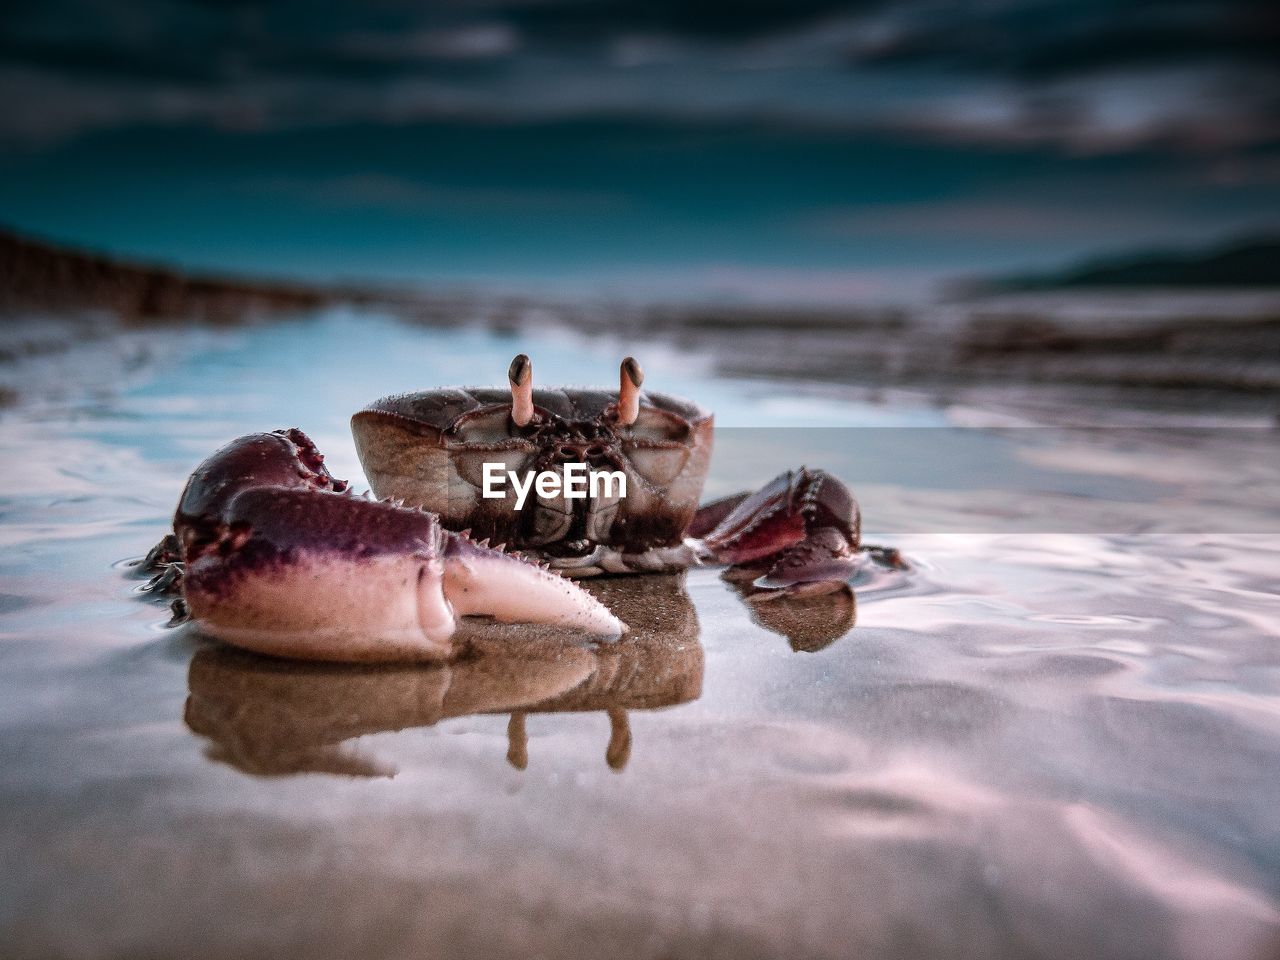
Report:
1,0,1277,303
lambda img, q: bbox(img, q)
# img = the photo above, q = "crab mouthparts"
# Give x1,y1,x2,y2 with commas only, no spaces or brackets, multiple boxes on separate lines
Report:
542,538,600,559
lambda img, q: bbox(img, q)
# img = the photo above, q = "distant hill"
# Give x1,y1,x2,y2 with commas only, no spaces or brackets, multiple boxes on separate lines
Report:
983,235,1280,291
0,228,339,323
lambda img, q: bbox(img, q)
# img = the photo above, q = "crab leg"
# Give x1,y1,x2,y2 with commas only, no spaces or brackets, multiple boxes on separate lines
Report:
686,491,752,539
172,429,623,662
694,467,863,596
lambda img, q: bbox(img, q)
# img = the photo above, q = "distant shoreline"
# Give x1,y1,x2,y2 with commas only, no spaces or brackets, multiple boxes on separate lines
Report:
956,235,1280,294
3,228,1279,412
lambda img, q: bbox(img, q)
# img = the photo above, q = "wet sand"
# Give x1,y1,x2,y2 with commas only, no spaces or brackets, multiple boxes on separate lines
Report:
1,310,1278,959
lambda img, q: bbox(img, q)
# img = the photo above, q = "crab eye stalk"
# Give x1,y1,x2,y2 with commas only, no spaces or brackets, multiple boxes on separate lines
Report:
617,356,643,426
508,353,534,427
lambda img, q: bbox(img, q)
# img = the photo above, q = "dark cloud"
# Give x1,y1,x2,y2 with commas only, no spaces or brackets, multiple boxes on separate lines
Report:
495,0,875,43
851,0,1280,80
0,2,521,85
0,37,223,85
0,0,1276,153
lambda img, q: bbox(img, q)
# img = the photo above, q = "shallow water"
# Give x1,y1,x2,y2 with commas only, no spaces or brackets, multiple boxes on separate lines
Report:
1,309,1278,960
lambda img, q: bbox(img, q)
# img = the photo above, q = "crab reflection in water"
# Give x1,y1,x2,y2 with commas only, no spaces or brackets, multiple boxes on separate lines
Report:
184,574,699,776
184,570,869,775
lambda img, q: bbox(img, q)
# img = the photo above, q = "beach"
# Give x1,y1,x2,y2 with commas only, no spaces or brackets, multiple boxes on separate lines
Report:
1,303,1277,959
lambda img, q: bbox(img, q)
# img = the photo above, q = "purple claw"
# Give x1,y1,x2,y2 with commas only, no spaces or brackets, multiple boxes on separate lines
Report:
174,429,623,662
696,468,862,595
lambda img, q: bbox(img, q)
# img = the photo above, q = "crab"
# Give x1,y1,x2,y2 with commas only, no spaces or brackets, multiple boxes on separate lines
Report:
144,355,901,662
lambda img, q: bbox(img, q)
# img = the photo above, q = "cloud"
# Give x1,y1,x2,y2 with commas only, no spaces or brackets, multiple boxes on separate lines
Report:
0,0,1275,156
337,25,520,62
889,65,1279,153
848,0,1279,81
496,0,875,44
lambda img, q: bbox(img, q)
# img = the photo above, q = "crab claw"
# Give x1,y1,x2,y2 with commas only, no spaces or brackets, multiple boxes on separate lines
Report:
695,467,862,596
440,532,624,637
175,429,623,662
